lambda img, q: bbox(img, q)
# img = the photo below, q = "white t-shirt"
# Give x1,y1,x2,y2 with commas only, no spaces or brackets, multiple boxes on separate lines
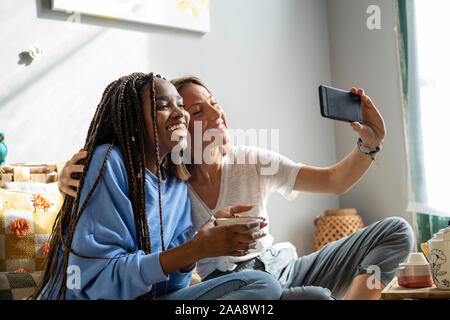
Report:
188,145,304,279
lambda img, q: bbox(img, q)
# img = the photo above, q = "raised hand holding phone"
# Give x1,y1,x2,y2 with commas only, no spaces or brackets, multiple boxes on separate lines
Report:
319,85,385,150
348,87,386,150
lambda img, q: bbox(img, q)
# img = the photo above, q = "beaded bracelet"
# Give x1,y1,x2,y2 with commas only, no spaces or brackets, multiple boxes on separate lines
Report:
357,138,382,161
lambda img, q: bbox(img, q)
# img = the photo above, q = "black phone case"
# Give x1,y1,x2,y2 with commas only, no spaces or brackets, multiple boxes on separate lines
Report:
319,85,363,123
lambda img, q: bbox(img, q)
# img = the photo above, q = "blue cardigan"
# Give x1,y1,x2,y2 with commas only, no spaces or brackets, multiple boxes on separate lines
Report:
43,144,193,299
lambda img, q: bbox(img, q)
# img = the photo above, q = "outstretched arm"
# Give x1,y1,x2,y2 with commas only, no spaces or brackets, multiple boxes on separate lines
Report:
294,88,386,195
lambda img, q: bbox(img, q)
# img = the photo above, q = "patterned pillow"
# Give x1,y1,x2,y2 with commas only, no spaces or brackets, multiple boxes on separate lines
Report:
3,182,59,194
0,188,63,272
0,271,42,300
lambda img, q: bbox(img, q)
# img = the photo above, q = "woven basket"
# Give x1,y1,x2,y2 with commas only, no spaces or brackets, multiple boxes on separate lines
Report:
312,208,364,252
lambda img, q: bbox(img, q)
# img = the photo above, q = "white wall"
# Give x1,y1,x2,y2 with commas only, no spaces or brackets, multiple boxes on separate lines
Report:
0,0,338,255
327,0,413,228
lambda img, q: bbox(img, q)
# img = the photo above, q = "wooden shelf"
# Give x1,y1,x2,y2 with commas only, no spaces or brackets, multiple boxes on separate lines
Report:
381,277,450,300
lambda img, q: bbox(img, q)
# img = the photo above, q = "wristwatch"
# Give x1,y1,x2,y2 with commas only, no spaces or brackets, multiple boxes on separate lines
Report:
357,138,382,159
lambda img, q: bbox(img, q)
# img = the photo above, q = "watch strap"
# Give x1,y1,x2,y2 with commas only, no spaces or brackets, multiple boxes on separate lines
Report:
357,138,382,159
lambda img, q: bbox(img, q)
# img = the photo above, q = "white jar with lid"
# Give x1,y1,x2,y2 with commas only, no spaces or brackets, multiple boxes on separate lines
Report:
428,227,450,289
397,253,433,288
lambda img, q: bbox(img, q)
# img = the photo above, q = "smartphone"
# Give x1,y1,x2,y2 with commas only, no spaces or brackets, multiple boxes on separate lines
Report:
319,85,363,123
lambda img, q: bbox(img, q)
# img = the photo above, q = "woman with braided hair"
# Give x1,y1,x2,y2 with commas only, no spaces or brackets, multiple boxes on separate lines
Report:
33,72,282,300
60,75,414,300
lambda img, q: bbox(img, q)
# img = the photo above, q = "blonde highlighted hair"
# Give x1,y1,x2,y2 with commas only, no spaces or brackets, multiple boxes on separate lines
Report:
170,76,213,96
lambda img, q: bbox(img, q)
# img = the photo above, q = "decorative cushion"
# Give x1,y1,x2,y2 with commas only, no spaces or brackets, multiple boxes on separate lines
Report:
3,182,59,194
0,271,42,300
0,188,63,272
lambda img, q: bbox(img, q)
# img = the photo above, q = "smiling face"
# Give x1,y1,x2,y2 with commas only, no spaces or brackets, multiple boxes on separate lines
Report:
179,83,228,152
142,79,190,158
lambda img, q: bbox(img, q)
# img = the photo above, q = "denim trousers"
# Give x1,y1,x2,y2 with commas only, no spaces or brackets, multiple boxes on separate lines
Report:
158,270,282,300
204,217,414,300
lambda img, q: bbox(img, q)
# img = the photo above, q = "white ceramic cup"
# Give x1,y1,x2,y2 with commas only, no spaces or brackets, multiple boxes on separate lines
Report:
397,253,433,288
215,217,261,234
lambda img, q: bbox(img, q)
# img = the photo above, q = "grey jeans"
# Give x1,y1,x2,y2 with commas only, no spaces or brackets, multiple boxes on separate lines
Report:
204,217,414,300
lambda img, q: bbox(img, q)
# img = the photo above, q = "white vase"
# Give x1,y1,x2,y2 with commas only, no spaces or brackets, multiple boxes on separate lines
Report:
428,228,450,290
